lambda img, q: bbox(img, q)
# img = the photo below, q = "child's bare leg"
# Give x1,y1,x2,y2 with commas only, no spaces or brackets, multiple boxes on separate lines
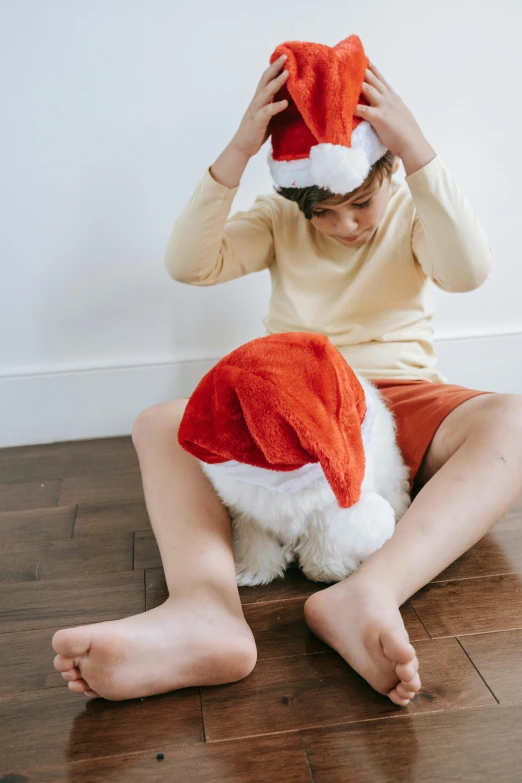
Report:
52,400,257,700
304,393,522,705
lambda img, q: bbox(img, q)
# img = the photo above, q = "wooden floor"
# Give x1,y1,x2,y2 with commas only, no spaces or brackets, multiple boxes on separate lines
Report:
1,437,522,782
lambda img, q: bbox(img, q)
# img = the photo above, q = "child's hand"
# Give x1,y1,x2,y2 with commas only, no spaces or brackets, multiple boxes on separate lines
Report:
229,56,289,159
354,62,436,175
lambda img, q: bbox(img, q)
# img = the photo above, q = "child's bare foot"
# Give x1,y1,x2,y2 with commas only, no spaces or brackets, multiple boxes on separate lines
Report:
52,591,257,700
304,576,421,706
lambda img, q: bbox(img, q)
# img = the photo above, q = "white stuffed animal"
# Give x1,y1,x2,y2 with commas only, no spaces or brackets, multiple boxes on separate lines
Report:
178,333,410,586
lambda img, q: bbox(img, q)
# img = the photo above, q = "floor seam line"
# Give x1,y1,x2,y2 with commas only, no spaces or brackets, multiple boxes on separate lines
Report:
456,637,500,704
299,731,316,782
199,688,207,742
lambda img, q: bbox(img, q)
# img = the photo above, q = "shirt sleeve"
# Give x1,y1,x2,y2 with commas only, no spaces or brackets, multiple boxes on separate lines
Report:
408,155,493,292
164,166,275,286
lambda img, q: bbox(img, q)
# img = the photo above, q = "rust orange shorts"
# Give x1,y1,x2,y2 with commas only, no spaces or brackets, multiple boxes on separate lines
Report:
372,379,493,485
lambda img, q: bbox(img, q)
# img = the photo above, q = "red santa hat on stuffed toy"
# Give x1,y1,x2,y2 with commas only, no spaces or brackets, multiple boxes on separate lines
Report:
266,34,386,195
178,332,374,509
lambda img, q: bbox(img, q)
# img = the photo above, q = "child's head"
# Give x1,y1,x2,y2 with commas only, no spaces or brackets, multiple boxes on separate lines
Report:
275,151,399,247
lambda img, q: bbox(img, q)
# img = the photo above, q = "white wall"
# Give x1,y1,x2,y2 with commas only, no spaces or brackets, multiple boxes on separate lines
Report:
1,0,521,446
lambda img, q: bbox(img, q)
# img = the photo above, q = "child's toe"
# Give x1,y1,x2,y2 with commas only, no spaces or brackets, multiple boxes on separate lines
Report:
395,682,417,701
381,626,416,664
388,687,411,706
68,678,90,694
401,671,421,693
53,654,75,672
61,667,81,682
396,656,418,682
52,626,92,659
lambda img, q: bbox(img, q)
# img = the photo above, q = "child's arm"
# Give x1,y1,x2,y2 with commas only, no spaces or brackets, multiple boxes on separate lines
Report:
165,56,290,286
355,62,493,292
407,157,493,292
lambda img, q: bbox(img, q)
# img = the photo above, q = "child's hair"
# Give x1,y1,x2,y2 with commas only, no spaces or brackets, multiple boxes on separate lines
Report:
274,151,396,220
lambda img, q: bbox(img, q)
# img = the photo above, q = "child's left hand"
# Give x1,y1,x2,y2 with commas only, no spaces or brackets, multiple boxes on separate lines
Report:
354,62,436,174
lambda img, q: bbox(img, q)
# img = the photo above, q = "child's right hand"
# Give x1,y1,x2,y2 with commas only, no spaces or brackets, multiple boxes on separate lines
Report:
229,55,289,159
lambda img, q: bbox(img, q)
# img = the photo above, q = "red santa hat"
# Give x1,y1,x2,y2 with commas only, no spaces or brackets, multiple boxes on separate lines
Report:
178,332,371,508
266,34,386,195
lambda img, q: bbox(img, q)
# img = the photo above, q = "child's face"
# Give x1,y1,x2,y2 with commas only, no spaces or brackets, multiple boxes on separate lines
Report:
309,159,400,248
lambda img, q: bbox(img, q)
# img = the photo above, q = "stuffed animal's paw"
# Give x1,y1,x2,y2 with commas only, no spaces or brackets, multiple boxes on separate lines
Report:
298,492,396,583
232,514,291,586
235,563,285,587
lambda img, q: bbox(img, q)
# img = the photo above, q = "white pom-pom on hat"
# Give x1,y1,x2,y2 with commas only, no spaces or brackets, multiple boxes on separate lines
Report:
310,144,369,194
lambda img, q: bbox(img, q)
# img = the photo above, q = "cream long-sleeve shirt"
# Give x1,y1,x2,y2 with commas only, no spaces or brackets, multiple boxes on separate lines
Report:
165,156,493,383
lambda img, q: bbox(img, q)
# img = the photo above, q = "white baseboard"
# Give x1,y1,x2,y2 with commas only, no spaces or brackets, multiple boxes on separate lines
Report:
1,332,521,448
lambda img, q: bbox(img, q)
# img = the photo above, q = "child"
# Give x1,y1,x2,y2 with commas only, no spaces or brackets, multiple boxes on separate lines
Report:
52,45,522,707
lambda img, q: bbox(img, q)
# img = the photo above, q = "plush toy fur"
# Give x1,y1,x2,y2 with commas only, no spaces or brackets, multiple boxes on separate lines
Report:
201,374,410,586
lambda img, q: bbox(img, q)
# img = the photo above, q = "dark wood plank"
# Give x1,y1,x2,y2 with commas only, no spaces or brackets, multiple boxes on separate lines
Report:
0,436,135,460
59,472,144,505
411,573,522,637
0,571,145,633
243,598,327,660
0,504,75,543
239,567,327,605
433,527,522,581
145,564,328,611
401,603,430,640
459,629,522,704
201,638,495,741
0,440,518,780
302,704,522,783
0,627,65,694
0,686,203,774
0,480,61,512
135,530,162,570
0,532,134,582
0,436,138,483
244,598,429,661
74,500,150,537
10,733,312,783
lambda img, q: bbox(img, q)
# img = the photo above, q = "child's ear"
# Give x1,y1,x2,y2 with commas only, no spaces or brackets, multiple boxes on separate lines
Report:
392,157,401,174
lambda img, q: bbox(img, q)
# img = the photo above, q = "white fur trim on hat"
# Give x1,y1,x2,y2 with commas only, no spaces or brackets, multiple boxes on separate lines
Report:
310,144,369,194
267,121,387,194
204,389,376,496
203,459,328,494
